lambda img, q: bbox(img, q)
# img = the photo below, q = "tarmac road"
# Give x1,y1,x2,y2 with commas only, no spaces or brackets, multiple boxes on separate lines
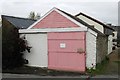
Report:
2,73,119,80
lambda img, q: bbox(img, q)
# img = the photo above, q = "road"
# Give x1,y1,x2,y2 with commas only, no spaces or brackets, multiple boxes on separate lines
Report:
2,73,119,80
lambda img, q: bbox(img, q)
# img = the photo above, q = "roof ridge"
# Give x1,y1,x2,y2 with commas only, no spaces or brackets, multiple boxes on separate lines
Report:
1,15,36,21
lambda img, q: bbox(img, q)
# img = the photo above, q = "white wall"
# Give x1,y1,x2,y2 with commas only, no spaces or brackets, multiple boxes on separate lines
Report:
21,33,48,67
112,31,118,48
108,35,113,54
77,15,104,33
86,29,97,69
112,31,117,39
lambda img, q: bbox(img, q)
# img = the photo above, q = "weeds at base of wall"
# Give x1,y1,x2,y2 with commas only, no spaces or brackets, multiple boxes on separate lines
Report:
86,56,109,75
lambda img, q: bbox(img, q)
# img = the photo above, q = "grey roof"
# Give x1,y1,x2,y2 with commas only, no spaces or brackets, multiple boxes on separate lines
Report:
2,15,36,29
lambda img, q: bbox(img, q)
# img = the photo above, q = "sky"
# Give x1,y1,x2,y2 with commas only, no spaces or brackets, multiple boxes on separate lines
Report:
0,0,119,26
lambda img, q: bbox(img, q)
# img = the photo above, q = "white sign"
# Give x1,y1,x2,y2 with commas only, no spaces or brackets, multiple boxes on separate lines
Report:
60,43,66,48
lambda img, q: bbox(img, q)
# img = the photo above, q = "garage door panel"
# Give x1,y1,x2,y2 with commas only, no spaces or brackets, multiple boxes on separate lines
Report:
48,32,85,40
48,52,85,72
48,40,85,52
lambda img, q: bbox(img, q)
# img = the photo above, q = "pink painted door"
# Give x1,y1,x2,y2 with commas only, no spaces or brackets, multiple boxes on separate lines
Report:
48,32,86,72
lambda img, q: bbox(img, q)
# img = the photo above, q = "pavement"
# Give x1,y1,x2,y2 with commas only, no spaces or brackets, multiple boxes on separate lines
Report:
2,73,90,78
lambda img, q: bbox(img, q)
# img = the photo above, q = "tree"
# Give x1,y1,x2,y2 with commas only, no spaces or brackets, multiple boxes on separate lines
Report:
28,11,35,20
28,11,40,20
35,13,41,20
2,28,30,69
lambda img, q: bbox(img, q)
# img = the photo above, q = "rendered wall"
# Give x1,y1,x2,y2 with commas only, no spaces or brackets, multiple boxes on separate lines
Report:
86,30,97,69
108,35,113,54
22,33,48,67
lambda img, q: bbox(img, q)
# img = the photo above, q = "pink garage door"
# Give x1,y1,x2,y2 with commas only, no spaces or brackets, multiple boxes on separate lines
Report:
48,32,86,72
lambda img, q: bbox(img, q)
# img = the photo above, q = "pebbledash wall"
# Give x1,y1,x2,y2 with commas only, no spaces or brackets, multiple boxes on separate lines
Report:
96,35,108,63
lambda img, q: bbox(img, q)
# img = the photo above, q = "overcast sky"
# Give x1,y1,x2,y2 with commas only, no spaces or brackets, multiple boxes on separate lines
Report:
0,0,119,26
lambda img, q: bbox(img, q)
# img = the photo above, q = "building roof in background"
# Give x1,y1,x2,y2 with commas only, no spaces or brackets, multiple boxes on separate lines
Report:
75,12,114,31
57,8,105,35
2,15,36,29
111,25,119,31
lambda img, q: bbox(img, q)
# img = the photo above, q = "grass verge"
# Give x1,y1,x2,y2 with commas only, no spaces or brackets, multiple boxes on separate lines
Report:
86,56,109,75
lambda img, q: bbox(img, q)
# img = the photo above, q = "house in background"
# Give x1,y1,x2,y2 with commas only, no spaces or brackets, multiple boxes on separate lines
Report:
19,7,108,72
2,15,36,29
111,25,120,47
2,15,37,40
2,15,37,42
108,25,118,49
75,13,115,54
118,26,120,47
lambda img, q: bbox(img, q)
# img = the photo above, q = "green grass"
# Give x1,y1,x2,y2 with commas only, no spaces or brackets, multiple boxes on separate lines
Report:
87,56,109,75
114,61,120,64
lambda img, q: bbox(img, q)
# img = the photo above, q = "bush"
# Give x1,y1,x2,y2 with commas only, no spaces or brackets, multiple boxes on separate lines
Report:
2,27,31,69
